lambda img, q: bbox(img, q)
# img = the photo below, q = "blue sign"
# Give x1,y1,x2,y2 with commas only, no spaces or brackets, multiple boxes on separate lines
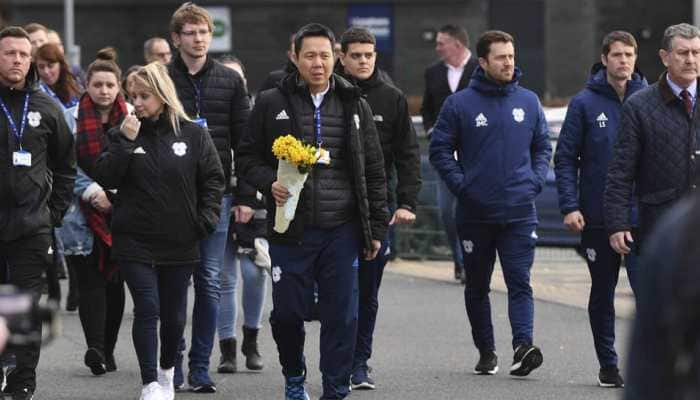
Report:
347,4,394,52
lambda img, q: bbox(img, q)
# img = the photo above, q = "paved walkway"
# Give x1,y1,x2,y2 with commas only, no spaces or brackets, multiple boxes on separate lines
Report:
387,247,636,318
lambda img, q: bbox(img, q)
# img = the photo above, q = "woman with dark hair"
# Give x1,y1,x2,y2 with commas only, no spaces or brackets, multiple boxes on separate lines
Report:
35,42,81,110
58,47,130,376
95,62,224,400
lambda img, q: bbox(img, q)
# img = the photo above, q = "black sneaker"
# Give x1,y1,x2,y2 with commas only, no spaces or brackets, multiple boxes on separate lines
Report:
188,371,217,393
598,367,624,388
10,388,33,400
509,344,543,376
350,366,376,390
84,348,107,376
474,350,498,375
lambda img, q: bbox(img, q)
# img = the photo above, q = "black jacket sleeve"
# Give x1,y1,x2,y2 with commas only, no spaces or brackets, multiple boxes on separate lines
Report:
604,101,641,234
236,95,277,198
47,107,77,226
92,128,136,190
420,68,436,133
360,99,390,242
197,129,226,237
392,93,421,211
229,74,252,152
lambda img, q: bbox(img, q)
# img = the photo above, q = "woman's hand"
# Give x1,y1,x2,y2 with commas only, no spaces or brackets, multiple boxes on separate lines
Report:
120,115,141,141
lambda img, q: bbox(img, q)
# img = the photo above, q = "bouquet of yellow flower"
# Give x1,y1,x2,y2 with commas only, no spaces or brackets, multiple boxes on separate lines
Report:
271,135,320,233
272,134,319,174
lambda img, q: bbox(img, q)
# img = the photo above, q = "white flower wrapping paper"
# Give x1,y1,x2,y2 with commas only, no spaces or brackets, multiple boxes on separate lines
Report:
273,160,309,233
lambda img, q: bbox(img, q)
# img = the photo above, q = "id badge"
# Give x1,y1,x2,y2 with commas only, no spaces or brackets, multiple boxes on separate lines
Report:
193,117,208,129
316,147,331,165
12,150,31,167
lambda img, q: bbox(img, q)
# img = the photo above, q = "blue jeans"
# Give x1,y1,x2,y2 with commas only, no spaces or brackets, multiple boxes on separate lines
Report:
437,178,464,270
270,222,360,400
581,229,639,368
457,222,537,351
217,235,268,340
120,261,193,384
187,194,232,376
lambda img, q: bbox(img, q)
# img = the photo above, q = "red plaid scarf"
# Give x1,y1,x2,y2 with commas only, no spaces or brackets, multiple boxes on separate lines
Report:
75,93,128,280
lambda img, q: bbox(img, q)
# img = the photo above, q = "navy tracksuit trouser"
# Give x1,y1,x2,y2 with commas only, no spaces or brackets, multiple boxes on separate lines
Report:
352,234,391,371
269,222,360,400
457,222,537,352
581,229,639,369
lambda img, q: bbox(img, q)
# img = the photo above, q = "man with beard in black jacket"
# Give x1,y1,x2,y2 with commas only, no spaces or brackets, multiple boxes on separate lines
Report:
237,23,389,400
0,26,75,399
336,27,421,391
167,2,251,393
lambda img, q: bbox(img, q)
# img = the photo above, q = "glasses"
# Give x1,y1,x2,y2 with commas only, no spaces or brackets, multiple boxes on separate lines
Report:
349,52,375,60
180,29,211,37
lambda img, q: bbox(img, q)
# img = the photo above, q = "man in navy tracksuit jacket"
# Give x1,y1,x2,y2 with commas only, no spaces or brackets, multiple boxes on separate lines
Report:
554,31,646,388
430,30,551,377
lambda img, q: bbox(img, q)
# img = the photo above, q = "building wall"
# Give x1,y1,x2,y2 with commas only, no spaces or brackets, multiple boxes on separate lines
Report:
4,0,696,102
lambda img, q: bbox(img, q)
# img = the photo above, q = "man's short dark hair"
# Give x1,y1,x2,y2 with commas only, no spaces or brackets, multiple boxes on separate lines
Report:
476,30,514,59
294,23,335,57
601,31,638,56
438,24,469,48
0,26,30,42
23,23,47,35
340,27,376,53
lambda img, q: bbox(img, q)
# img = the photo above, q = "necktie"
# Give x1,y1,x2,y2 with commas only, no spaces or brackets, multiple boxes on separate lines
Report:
681,89,693,116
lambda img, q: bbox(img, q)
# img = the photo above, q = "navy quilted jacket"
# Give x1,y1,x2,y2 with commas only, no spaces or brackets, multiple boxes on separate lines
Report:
554,63,647,228
604,72,700,240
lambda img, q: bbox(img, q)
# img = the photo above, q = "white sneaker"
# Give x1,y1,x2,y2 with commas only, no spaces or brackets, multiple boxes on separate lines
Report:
157,367,175,400
140,381,164,400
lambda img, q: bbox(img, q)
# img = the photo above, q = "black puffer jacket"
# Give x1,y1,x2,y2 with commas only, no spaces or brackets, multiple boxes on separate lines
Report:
604,72,700,241
0,65,76,241
93,116,225,264
168,53,250,191
337,67,421,211
236,72,389,250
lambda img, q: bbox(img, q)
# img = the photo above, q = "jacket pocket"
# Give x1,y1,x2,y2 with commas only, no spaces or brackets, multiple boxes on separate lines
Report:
639,188,678,205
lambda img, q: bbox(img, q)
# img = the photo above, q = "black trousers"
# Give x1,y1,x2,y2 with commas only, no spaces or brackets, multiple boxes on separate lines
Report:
0,234,51,393
68,252,125,357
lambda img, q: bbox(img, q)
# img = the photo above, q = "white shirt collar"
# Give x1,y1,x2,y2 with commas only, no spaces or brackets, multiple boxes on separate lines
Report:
666,74,697,100
311,83,330,108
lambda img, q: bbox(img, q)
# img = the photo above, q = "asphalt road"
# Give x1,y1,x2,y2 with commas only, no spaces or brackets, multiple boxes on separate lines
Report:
32,268,630,400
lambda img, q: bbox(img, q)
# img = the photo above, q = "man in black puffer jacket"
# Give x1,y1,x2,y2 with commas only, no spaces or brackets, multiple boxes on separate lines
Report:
166,3,251,392
236,23,389,400
336,27,421,391
604,23,700,255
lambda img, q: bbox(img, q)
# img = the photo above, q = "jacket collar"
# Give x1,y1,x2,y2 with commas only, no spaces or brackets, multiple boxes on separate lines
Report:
172,52,214,78
277,71,362,102
468,65,521,96
0,63,40,97
586,62,647,102
658,71,700,105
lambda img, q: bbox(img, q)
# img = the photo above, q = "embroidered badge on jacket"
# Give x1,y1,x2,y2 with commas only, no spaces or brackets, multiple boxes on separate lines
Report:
172,142,187,157
512,108,525,123
27,111,41,127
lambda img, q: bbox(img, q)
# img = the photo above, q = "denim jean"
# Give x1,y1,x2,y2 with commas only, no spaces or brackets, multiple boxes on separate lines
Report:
120,261,193,384
187,194,232,376
437,178,464,270
217,235,268,340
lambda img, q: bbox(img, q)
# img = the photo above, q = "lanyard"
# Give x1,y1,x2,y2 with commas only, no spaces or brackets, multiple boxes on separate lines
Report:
189,77,203,118
0,93,30,150
40,82,74,111
314,107,322,147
